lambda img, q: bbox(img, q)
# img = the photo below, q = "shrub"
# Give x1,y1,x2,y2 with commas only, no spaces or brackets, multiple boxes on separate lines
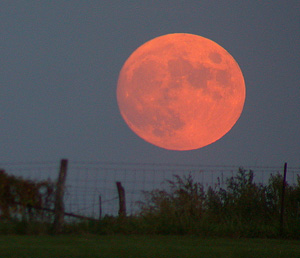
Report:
137,168,300,237
0,169,55,222
138,174,206,234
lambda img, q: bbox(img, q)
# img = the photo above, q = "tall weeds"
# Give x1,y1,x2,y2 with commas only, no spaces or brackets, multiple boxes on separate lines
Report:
138,168,300,237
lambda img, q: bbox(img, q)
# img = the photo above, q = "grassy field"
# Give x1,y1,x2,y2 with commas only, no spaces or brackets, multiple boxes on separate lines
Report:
0,235,299,258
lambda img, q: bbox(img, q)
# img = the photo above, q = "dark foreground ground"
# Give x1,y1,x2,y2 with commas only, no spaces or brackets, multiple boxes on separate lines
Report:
0,235,299,258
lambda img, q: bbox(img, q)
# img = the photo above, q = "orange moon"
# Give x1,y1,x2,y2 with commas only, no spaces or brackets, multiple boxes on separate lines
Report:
117,33,246,151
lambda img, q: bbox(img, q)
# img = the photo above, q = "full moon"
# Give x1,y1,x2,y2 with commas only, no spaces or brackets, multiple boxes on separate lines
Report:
117,33,246,151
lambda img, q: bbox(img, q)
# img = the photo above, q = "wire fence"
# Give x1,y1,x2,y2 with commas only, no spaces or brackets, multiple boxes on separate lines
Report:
1,160,299,220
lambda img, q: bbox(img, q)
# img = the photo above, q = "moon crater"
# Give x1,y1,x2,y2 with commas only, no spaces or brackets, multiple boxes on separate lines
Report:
209,52,222,63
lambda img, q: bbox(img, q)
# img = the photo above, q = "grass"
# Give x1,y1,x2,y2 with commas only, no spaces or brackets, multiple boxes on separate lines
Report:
0,235,299,258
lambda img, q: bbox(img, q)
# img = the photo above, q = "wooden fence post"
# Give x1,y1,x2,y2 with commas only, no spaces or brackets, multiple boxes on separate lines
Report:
53,159,68,233
99,195,102,220
116,182,126,217
280,162,287,236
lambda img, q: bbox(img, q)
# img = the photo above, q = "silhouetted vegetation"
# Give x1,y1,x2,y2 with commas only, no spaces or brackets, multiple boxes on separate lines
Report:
136,168,300,237
1,168,300,238
0,169,55,223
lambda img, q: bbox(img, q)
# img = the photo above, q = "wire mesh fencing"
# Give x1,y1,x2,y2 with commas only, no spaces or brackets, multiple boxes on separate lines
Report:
0,160,299,220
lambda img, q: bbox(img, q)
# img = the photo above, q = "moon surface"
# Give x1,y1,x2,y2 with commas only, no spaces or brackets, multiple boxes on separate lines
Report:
117,33,246,151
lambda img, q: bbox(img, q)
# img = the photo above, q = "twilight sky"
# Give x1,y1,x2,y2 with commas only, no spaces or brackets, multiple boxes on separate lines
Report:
1,1,299,167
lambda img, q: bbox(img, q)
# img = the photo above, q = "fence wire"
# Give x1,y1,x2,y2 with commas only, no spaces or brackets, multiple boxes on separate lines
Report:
1,161,299,219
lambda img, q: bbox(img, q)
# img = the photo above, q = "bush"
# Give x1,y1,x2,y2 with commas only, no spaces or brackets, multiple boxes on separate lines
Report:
138,168,300,238
138,174,206,234
0,169,55,222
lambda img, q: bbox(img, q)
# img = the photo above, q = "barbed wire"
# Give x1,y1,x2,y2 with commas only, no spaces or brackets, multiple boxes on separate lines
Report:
0,161,59,166
1,160,299,170
71,160,295,169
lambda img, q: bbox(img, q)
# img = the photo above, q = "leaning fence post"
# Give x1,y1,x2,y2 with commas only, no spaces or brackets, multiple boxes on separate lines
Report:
116,181,126,217
53,159,68,233
279,162,287,236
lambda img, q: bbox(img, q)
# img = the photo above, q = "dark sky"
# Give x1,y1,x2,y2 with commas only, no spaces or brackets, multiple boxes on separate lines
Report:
1,1,299,167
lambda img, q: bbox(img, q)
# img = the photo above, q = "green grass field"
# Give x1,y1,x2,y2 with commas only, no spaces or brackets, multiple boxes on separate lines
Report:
0,235,299,258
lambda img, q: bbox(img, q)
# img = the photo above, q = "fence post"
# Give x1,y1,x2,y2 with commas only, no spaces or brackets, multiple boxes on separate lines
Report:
99,195,102,220
116,182,126,217
53,159,68,233
279,162,287,236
